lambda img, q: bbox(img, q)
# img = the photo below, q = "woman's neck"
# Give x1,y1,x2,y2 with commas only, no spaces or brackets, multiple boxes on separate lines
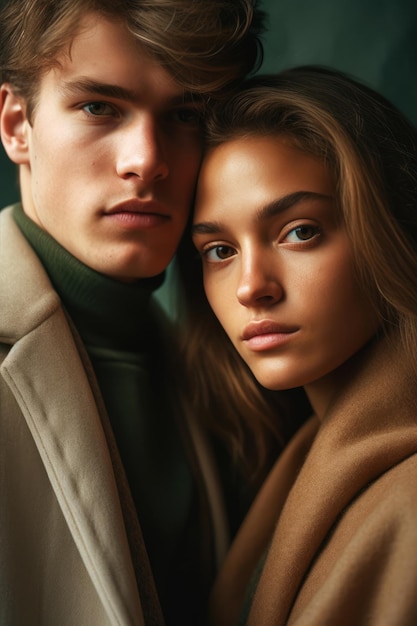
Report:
304,341,376,420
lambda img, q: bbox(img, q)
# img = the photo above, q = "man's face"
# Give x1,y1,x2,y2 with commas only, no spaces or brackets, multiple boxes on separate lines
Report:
6,14,204,280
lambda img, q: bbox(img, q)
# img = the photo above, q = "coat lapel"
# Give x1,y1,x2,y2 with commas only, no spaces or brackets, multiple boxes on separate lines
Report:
0,207,145,625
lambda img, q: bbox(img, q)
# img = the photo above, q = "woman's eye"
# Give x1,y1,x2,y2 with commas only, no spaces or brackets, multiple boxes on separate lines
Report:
283,224,320,243
204,245,236,263
83,102,116,117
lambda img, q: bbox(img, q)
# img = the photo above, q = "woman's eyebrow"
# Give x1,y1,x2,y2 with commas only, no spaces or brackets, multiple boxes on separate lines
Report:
192,191,332,236
255,191,332,221
192,220,223,236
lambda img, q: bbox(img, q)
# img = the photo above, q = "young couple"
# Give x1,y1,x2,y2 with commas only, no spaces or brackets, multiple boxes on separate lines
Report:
2,1,417,625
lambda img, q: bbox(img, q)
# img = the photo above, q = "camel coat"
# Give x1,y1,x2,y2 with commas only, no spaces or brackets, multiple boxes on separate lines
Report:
210,337,417,626
0,207,228,626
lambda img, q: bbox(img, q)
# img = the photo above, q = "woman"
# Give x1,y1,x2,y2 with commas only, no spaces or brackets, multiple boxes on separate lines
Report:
182,66,417,625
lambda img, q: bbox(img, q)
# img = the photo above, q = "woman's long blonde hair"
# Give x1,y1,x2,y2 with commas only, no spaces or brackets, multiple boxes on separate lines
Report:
179,66,417,482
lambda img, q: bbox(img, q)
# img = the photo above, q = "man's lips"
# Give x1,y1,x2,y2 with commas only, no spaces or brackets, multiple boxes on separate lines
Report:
104,199,170,228
106,199,169,218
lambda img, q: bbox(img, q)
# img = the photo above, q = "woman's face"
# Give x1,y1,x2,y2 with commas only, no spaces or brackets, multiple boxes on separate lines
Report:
192,135,379,405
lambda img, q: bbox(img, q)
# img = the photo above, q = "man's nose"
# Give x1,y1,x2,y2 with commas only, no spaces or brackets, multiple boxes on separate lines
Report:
116,116,169,185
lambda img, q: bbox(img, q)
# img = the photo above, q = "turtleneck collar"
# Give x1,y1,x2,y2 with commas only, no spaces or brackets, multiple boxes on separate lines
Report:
13,204,165,351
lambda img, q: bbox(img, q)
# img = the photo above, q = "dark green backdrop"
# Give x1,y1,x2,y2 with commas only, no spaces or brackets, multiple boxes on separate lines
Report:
1,0,417,206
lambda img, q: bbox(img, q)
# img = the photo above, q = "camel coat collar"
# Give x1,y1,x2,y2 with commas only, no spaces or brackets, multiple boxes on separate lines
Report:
210,336,417,626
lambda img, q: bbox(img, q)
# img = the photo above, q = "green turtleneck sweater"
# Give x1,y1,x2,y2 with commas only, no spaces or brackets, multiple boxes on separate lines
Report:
13,204,207,624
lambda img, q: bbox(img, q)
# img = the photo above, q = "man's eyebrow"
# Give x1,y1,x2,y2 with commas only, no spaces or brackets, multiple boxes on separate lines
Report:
192,191,332,236
60,77,203,106
60,78,138,102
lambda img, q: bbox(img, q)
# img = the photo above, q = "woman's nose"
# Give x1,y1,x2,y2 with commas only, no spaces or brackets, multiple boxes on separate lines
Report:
236,253,283,307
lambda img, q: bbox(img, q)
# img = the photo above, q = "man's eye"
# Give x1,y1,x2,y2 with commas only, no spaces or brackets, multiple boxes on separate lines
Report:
83,102,116,116
204,245,236,263
173,108,203,125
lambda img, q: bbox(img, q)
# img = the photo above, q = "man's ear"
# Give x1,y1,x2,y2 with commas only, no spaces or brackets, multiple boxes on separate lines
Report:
0,84,30,165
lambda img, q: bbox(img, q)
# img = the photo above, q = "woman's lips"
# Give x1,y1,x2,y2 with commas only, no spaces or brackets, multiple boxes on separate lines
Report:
242,320,298,351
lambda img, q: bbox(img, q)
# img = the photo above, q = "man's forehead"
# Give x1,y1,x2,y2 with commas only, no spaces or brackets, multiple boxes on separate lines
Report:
43,14,191,105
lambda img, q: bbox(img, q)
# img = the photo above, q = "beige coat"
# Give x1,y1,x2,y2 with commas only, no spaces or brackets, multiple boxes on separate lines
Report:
0,207,228,626
210,337,417,626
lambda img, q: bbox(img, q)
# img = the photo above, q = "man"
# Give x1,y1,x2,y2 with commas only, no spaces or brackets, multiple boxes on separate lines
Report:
0,1,265,624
